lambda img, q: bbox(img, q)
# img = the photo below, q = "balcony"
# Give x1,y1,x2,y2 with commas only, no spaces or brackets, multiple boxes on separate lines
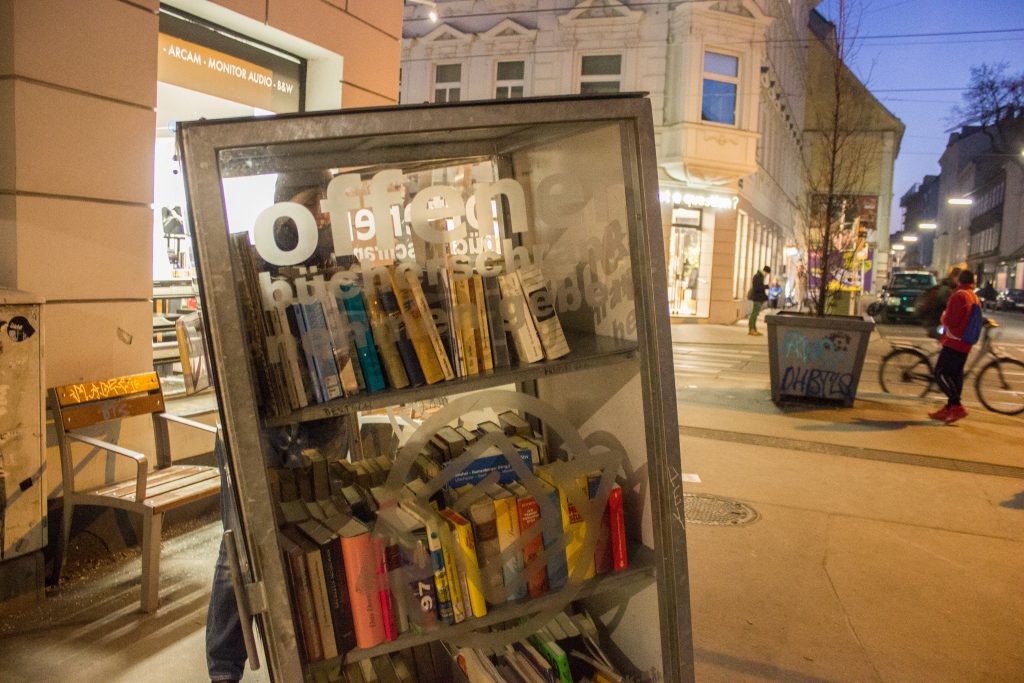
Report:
658,121,760,186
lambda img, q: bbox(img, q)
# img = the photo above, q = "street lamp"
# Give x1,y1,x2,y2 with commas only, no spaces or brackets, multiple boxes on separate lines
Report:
947,197,974,206
918,222,937,230
902,234,918,242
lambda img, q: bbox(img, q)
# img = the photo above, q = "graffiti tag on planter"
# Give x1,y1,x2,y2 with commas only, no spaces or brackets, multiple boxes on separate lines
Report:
778,329,856,401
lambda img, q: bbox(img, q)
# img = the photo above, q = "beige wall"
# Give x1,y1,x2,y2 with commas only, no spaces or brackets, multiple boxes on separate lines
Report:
1,0,401,494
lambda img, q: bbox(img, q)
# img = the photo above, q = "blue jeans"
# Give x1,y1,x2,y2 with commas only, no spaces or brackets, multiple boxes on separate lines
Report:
207,437,248,681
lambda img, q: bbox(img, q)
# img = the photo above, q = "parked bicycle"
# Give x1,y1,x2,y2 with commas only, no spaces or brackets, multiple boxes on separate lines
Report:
878,318,1024,415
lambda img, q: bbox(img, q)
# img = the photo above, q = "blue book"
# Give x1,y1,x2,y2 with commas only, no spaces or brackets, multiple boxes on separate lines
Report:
537,479,568,591
445,447,534,488
290,304,323,403
380,288,425,387
297,302,344,402
340,284,385,392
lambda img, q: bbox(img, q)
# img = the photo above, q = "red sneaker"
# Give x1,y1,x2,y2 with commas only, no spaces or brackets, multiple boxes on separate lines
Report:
928,406,951,421
943,405,968,424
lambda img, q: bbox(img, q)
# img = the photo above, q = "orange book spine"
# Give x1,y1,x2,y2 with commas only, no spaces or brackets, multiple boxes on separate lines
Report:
340,531,387,649
516,494,549,598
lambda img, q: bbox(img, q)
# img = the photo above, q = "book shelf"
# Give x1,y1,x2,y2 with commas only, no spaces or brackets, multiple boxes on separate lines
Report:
178,94,694,682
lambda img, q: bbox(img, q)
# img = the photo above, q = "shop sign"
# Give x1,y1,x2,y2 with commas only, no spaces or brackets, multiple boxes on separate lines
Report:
679,192,738,211
158,33,301,113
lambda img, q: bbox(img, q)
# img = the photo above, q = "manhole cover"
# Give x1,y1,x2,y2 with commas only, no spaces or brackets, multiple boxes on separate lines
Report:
684,493,759,526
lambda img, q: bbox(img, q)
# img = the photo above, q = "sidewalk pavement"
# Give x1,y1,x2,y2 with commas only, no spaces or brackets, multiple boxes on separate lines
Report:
673,315,1024,682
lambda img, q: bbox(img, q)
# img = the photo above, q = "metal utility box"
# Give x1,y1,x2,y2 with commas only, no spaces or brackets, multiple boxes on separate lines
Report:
179,95,693,681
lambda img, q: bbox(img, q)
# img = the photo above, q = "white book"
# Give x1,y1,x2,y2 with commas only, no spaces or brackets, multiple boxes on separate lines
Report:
497,271,545,364
516,265,570,360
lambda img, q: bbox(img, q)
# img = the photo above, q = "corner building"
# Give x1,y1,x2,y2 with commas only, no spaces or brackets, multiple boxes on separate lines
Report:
402,0,814,323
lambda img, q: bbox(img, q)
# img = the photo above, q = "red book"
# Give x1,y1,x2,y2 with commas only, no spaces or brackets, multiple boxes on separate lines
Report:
608,484,628,571
374,535,398,641
506,482,549,598
339,519,387,649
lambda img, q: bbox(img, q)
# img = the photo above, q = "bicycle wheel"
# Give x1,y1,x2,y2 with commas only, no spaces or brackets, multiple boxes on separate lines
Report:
975,358,1024,415
879,348,933,397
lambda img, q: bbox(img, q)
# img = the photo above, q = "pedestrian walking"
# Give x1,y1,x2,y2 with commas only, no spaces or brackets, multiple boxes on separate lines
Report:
768,280,782,309
794,263,807,312
929,269,983,424
747,265,770,335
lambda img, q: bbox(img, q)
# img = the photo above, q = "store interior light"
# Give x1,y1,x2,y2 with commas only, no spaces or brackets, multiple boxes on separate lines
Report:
947,197,974,206
902,234,918,242
918,222,937,230
891,244,906,251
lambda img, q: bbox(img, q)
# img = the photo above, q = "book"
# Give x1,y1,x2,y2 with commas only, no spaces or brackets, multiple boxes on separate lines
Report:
470,273,494,372
435,511,468,623
389,267,445,384
534,479,568,591
585,476,627,573
481,273,512,369
497,271,545,364
536,465,593,581
398,499,455,624
499,410,532,438
278,529,324,662
516,265,570,360
506,481,549,598
466,493,505,605
514,640,557,683
341,283,386,392
372,535,398,641
298,519,357,655
378,281,425,387
295,301,345,402
439,507,488,618
452,275,479,376
421,265,459,376
288,524,338,660
529,629,572,683
488,483,527,601
403,267,456,381
316,276,361,396
441,444,534,488
363,281,411,390
338,517,388,649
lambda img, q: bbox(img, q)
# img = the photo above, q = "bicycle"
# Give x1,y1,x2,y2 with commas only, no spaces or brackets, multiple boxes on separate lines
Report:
878,319,1024,415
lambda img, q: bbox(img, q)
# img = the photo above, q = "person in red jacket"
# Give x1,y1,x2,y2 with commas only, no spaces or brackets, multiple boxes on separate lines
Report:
929,269,981,424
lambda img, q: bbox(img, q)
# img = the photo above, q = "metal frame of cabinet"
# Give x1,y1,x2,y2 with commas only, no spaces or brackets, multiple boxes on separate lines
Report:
178,94,694,682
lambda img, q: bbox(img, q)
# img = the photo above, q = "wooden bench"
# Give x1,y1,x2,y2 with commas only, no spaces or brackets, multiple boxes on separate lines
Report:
48,371,219,613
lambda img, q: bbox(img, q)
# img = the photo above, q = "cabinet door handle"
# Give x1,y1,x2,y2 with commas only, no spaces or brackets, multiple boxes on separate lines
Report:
224,529,262,671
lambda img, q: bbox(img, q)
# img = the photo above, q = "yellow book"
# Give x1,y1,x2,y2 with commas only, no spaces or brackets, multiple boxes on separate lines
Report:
486,482,527,601
404,268,456,381
452,276,479,376
436,516,467,623
536,465,594,581
440,508,488,618
470,274,493,372
388,267,444,384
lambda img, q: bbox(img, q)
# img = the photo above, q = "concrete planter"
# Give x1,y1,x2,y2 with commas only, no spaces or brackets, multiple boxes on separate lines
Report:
765,311,875,407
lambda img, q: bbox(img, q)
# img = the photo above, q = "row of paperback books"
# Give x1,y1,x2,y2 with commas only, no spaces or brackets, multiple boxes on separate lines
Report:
273,412,628,664
231,233,571,418
319,610,626,683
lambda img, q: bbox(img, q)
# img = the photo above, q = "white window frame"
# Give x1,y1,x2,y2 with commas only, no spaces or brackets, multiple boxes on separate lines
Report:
701,49,741,127
578,53,623,94
494,59,526,100
433,62,463,104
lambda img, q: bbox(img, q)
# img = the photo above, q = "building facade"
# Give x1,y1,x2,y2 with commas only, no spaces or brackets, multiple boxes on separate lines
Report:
931,118,1024,289
898,175,940,270
402,0,820,324
1,0,403,597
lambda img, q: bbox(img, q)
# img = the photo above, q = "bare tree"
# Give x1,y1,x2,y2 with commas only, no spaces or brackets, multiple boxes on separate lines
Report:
949,62,1024,164
801,0,885,317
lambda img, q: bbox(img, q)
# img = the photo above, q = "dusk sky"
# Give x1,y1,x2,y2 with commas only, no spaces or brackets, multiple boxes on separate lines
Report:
817,0,1024,233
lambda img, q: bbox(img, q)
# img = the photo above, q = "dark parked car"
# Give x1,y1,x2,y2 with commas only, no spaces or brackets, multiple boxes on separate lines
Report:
880,271,936,322
995,288,1024,311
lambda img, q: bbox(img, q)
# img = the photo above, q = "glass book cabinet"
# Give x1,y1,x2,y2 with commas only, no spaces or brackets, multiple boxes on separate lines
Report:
178,94,694,682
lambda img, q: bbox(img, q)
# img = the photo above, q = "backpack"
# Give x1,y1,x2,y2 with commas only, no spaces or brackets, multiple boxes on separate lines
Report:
960,300,984,345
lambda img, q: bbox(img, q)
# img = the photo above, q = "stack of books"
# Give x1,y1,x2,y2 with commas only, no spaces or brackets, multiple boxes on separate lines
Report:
273,411,629,664
231,232,572,418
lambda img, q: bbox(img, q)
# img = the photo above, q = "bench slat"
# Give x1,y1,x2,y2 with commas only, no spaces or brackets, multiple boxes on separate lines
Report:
90,466,207,498
142,469,220,499
147,478,221,512
61,393,165,430
54,373,161,407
